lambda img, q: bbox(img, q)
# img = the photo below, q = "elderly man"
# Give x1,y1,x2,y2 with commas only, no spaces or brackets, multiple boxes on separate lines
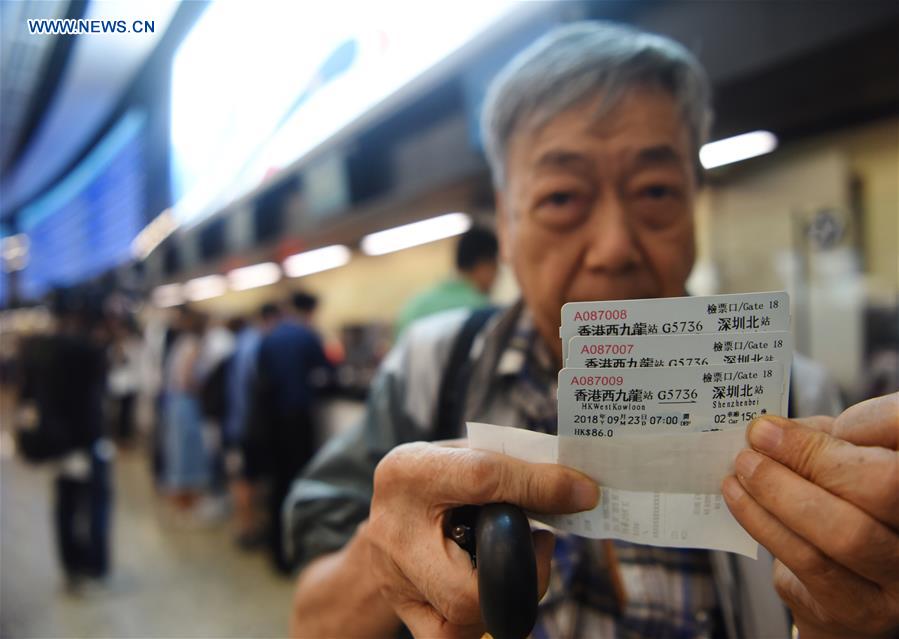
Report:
286,22,899,639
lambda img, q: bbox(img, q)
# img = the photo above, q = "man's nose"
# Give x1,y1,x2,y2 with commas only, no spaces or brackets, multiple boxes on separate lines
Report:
582,194,642,272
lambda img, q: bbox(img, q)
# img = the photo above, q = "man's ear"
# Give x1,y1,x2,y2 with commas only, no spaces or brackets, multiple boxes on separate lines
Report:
495,192,513,264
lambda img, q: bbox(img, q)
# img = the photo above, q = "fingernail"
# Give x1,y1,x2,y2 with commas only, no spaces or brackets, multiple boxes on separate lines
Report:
735,450,763,479
722,477,744,502
749,419,782,453
572,480,600,511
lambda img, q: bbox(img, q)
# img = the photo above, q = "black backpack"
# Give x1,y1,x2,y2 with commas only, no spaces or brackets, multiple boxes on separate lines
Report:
200,355,232,421
435,307,499,440
16,415,77,462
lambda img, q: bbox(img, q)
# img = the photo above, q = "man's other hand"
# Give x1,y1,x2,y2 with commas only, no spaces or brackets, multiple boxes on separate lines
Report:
723,392,899,638
365,440,600,639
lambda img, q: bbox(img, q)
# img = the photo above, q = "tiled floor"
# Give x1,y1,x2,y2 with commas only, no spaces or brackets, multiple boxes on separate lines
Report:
0,394,367,639
1,441,295,638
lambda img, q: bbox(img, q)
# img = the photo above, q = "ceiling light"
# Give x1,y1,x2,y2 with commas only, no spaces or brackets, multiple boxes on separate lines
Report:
700,131,778,170
283,245,351,278
152,283,184,308
227,262,281,291
183,274,227,301
360,213,471,256
132,209,178,259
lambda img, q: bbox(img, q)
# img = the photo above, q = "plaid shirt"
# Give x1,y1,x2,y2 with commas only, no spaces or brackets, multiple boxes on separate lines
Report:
494,309,725,639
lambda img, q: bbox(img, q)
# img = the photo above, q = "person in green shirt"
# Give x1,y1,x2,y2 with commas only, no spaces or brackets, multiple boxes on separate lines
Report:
395,226,499,337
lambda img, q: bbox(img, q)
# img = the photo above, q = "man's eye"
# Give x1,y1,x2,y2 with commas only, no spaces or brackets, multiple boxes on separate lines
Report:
533,189,590,229
543,192,577,207
641,184,677,199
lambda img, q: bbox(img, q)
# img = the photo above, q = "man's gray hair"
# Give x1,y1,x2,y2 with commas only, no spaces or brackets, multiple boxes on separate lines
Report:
481,21,712,189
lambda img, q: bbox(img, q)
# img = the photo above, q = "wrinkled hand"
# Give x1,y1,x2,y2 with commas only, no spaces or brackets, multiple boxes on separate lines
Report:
364,440,600,639
723,393,899,638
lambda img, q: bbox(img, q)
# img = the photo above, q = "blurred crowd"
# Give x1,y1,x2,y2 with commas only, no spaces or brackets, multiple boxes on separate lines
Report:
5,286,339,590
0,226,500,591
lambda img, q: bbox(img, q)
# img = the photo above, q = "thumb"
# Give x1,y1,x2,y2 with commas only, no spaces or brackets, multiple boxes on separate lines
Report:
533,529,556,603
832,392,899,449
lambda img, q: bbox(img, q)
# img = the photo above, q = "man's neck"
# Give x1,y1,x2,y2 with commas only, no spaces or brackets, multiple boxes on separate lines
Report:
459,272,486,295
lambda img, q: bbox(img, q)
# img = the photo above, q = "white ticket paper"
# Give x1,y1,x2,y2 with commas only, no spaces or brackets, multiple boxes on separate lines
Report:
558,364,784,436
565,332,793,416
560,291,790,361
557,428,747,494
467,422,758,558
565,331,792,369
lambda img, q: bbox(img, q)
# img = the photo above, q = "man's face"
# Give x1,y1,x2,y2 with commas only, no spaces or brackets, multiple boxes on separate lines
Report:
497,88,698,364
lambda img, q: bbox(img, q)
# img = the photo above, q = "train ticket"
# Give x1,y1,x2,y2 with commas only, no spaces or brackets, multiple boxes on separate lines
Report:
564,332,792,415
560,291,790,361
557,364,784,437
565,331,792,369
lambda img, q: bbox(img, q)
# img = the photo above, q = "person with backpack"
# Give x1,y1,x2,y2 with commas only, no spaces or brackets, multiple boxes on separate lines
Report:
16,288,113,593
395,227,499,339
284,22,897,639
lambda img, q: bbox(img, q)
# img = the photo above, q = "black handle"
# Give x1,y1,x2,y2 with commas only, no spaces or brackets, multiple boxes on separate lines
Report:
448,504,538,639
